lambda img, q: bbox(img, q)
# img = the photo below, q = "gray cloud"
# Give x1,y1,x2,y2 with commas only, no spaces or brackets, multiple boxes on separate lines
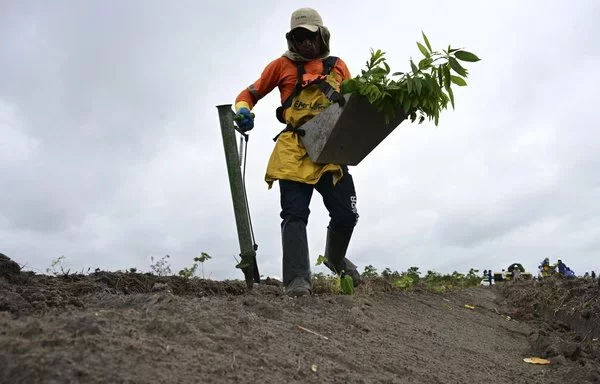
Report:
1,0,599,279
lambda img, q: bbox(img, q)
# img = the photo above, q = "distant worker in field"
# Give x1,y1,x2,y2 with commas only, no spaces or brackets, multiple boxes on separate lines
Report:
512,268,521,280
557,259,566,275
233,7,361,297
538,258,551,278
564,267,575,278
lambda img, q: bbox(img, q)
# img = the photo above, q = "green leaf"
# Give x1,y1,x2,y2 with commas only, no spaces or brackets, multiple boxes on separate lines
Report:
316,254,328,266
450,75,467,86
415,78,422,95
392,71,404,76
410,60,419,74
340,275,355,295
340,79,357,94
422,31,432,52
443,65,451,90
449,58,468,77
455,50,481,62
447,86,455,109
418,58,432,70
402,98,411,113
407,78,413,93
417,42,429,57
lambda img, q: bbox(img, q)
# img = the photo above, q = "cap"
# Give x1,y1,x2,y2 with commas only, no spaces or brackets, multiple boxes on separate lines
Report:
290,8,323,33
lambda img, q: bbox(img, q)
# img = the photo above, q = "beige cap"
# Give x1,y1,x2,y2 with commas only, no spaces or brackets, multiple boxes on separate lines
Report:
290,8,323,32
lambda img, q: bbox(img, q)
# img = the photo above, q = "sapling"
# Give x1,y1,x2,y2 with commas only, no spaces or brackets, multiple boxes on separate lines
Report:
341,31,480,125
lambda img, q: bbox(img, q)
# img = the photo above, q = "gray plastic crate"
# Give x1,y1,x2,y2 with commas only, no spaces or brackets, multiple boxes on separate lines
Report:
299,94,407,165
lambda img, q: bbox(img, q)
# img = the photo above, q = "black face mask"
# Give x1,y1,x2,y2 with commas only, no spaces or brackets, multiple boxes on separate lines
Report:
288,28,322,59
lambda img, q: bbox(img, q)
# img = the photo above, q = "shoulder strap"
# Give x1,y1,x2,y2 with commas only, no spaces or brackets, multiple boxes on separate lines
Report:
281,57,337,109
321,56,338,75
275,56,341,124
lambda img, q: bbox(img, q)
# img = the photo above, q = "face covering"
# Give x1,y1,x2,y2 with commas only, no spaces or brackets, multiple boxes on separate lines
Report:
283,26,331,62
291,30,322,59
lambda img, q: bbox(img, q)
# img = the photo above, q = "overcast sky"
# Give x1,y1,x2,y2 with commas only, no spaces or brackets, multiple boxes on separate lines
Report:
1,0,599,280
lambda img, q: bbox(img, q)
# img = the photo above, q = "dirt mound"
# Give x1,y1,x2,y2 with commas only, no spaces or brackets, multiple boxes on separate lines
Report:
1,254,600,384
0,253,21,278
499,278,600,380
0,266,249,315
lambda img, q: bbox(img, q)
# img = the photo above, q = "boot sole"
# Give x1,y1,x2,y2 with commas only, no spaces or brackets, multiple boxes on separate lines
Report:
285,288,311,297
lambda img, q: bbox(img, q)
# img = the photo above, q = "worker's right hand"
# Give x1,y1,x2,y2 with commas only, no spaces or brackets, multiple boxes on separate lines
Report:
234,107,254,132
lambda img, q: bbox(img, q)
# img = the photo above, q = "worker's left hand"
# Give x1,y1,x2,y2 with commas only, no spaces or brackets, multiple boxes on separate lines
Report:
234,108,254,132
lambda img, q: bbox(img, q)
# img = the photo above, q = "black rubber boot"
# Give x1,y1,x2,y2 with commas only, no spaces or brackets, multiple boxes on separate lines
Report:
281,217,312,297
323,227,362,287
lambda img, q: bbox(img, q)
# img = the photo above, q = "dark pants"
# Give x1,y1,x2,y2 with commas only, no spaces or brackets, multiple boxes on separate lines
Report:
279,166,359,230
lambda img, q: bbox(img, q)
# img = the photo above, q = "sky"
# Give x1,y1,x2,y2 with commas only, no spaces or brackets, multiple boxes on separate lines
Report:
1,0,599,280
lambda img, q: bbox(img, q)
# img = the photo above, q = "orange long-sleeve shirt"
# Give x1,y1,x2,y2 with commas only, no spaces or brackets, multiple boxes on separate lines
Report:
234,56,351,111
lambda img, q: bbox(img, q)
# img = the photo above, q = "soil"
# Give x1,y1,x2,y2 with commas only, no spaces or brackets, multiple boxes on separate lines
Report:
1,254,600,384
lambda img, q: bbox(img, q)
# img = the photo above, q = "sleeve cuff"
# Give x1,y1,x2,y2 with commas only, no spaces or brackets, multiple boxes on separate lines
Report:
235,101,250,111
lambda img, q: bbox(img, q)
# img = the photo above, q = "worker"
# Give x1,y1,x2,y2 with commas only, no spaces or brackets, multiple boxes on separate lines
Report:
557,259,566,275
512,268,521,280
538,258,551,278
233,8,361,297
564,267,575,278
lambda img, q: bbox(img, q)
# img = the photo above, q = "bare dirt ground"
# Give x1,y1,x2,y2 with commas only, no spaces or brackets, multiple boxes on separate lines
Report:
1,254,599,384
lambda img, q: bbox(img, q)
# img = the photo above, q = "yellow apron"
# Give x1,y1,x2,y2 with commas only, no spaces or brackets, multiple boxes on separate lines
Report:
265,72,344,189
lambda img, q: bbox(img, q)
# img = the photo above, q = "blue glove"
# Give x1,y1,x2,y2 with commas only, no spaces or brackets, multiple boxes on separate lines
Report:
234,107,254,132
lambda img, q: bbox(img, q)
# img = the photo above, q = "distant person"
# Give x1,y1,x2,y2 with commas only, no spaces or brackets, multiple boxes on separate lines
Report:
557,259,566,275
539,258,551,278
487,268,493,286
592,271,596,279
565,267,575,278
512,268,521,281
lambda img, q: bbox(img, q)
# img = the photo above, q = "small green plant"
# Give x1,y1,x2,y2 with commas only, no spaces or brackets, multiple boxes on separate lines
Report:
150,254,172,276
341,31,481,125
362,265,379,278
406,266,421,283
340,275,355,295
382,268,400,279
178,252,212,279
394,275,414,289
46,255,70,276
375,266,482,293
316,255,355,295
